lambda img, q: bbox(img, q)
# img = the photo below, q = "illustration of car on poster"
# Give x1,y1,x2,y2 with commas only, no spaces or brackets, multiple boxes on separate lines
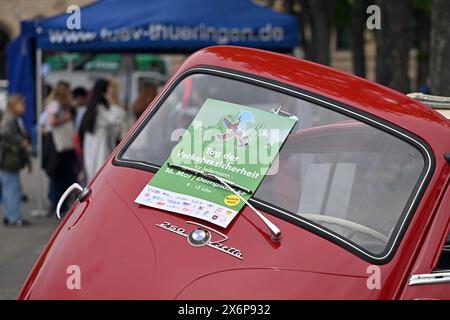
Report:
19,46,450,300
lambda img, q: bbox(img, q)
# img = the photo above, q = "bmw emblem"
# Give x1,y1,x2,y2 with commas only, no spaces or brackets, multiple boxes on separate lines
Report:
187,228,211,247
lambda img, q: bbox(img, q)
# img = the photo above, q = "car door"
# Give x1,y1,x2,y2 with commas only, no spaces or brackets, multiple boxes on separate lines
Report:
400,181,450,300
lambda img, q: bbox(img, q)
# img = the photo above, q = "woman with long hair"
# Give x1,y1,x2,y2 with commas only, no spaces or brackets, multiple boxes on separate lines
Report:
82,78,125,181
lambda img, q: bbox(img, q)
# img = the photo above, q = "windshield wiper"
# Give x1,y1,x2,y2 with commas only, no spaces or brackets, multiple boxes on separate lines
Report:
167,163,282,241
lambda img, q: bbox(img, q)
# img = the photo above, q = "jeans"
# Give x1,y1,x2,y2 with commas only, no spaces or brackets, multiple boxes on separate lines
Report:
49,174,74,214
46,150,78,215
0,170,22,223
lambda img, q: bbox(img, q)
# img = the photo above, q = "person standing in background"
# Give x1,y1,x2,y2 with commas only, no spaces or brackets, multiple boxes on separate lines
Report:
71,87,88,185
42,81,77,216
72,87,88,132
132,81,157,120
0,95,31,227
82,78,125,182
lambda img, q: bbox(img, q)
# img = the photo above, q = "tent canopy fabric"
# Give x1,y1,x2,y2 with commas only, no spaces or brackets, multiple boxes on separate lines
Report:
7,31,36,131
7,0,299,131
35,0,298,52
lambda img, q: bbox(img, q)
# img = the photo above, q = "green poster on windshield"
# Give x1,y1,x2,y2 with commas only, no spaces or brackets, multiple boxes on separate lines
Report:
135,98,296,228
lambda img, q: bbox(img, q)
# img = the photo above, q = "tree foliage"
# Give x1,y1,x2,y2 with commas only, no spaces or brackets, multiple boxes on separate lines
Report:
267,0,449,94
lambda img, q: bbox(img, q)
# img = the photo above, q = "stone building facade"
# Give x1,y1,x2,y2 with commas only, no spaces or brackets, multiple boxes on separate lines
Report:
0,0,94,78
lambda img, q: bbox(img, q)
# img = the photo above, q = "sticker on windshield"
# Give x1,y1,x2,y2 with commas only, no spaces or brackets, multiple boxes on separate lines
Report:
135,98,296,228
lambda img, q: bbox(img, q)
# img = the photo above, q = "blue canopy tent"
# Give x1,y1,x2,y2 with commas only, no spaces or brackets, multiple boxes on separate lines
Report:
36,0,299,52
7,0,298,132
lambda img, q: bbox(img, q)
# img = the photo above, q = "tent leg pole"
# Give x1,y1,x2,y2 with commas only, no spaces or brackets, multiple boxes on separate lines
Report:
30,48,47,218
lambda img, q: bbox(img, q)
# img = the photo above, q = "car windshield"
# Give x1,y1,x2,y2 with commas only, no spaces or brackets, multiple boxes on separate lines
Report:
120,73,426,257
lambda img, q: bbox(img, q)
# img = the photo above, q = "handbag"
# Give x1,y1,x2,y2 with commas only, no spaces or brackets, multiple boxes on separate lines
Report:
0,115,29,171
52,121,74,152
0,140,25,171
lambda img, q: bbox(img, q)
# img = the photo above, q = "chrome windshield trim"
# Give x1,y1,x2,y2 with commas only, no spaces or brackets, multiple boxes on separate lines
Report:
114,67,433,263
409,273,450,286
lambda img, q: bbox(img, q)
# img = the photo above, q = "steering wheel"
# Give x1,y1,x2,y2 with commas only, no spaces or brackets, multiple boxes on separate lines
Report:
299,213,389,244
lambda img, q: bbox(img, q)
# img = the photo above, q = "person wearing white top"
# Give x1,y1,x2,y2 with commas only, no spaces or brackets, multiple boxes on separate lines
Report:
82,79,125,182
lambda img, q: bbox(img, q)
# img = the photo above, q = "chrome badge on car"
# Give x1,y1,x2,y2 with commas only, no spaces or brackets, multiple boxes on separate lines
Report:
188,228,211,247
156,221,243,260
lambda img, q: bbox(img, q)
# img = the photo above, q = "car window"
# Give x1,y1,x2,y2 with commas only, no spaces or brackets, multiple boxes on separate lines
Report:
435,231,450,271
120,73,426,257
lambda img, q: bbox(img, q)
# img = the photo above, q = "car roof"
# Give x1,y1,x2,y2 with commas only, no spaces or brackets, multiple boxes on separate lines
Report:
174,46,449,155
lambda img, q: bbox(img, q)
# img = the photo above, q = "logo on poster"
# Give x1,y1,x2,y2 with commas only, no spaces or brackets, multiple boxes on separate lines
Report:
224,194,240,206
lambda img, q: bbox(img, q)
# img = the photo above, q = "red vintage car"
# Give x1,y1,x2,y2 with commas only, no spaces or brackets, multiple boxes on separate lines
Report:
19,46,450,299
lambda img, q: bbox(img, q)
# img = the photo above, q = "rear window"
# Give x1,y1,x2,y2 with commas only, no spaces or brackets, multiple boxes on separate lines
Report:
119,73,427,258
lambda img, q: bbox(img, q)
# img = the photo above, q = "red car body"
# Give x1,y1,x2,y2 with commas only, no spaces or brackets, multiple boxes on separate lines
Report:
19,46,450,299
